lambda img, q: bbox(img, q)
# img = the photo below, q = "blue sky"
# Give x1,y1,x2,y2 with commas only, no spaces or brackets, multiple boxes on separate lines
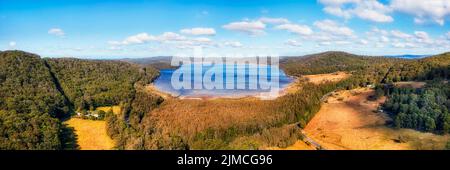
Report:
1,0,450,58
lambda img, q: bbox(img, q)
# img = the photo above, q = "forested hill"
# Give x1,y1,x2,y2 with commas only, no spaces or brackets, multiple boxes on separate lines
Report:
45,58,159,111
383,52,450,82
0,51,69,149
122,56,176,70
280,51,406,76
281,51,450,135
0,51,68,118
280,51,449,79
0,50,159,149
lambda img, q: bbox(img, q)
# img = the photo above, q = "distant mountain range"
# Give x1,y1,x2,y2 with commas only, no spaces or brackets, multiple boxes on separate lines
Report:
384,54,431,59
119,53,432,65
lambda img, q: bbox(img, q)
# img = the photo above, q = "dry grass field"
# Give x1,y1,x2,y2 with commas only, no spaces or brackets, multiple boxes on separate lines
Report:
141,97,283,144
65,118,115,150
393,81,426,88
303,88,449,150
303,72,350,85
278,72,350,97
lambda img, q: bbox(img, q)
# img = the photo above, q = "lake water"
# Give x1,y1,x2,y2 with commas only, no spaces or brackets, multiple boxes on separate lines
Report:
153,64,294,98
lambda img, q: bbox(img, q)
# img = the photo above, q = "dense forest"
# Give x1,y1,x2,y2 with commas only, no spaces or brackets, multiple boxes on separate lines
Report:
0,50,159,149
0,51,67,149
1,50,449,150
383,82,450,133
46,58,159,111
0,51,68,118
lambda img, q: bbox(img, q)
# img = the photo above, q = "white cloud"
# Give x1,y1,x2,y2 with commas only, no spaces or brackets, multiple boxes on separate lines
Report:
48,28,65,37
275,23,313,36
174,39,212,48
414,31,433,44
366,28,449,48
392,42,417,48
359,39,368,45
319,0,393,23
414,31,430,40
390,0,450,26
323,6,352,19
125,33,157,44
193,37,212,43
322,0,450,26
319,0,360,6
366,28,392,47
9,41,16,48
258,17,290,25
222,21,266,35
370,27,389,36
319,41,332,46
446,32,450,40
380,36,390,43
309,33,335,41
223,41,243,48
109,32,217,50
375,42,385,48
313,20,353,37
354,0,393,22
390,30,413,39
109,33,156,45
109,46,123,51
284,39,302,47
159,32,187,41
180,27,216,36
334,41,352,45
110,32,191,46
302,20,357,46
356,8,393,23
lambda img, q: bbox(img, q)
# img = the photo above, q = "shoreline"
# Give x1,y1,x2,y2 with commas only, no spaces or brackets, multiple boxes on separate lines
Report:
147,80,300,101
147,71,351,100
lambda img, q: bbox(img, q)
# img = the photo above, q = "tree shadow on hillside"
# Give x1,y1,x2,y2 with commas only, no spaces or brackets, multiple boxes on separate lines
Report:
418,65,449,81
60,124,80,150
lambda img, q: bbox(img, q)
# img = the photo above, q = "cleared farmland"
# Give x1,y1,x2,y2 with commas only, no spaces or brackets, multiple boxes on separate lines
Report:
303,88,449,150
65,118,115,150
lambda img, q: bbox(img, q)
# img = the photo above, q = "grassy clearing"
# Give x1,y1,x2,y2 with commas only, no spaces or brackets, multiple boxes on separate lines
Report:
143,98,278,139
393,81,426,88
65,118,115,150
303,88,448,150
303,71,350,85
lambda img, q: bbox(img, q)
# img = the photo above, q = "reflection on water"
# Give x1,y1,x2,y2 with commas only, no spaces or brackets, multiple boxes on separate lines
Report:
154,64,293,98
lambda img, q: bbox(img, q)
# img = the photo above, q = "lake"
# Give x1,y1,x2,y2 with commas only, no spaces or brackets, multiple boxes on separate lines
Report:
153,64,294,98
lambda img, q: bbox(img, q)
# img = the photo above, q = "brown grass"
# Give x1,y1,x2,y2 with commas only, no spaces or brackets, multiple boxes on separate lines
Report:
394,81,426,88
279,79,303,96
65,118,115,150
303,71,350,85
141,97,282,143
303,88,448,150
